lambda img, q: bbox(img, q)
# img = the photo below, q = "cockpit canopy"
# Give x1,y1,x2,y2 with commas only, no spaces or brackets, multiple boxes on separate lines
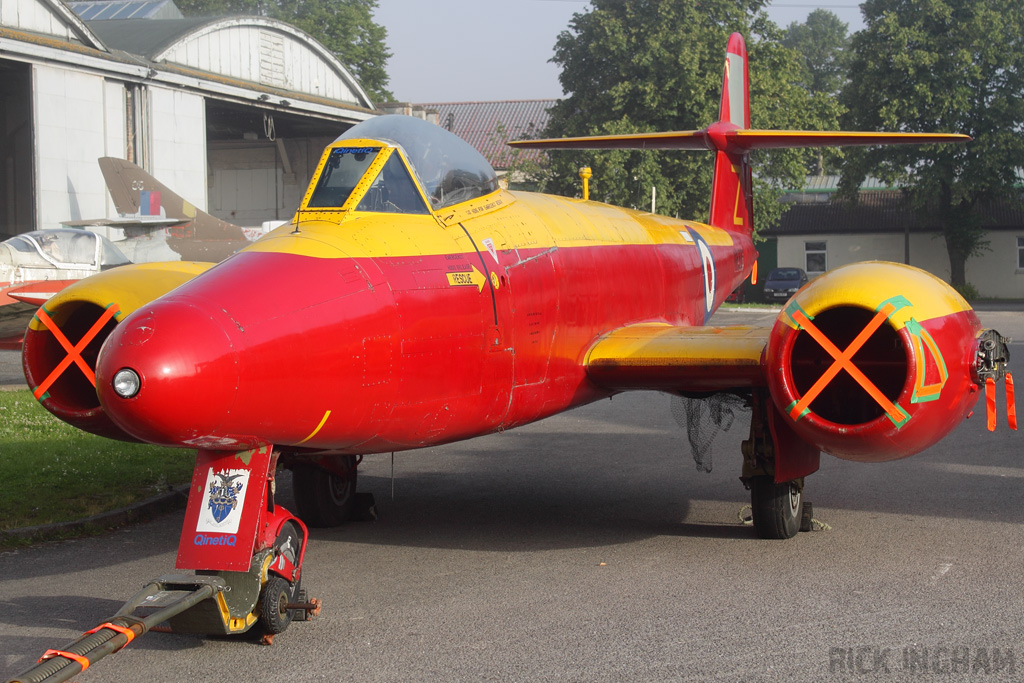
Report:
0,229,130,270
305,115,500,213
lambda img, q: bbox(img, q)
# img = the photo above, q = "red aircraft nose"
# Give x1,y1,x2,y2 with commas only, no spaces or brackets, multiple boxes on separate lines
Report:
95,301,244,448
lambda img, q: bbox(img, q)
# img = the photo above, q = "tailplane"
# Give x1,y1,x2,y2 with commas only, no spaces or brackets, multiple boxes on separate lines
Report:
509,33,969,234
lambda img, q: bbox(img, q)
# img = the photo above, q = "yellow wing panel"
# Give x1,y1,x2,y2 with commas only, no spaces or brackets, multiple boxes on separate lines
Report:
585,323,769,392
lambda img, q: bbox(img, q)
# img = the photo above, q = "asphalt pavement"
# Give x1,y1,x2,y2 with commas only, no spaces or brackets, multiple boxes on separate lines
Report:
0,308,1022,681
0,350,22,389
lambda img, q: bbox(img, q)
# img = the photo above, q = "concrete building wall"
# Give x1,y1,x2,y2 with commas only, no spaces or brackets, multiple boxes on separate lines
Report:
33,63,111,229
967,231,1024,298
102,79,126,217
777,231,1024,298
147,85,206,211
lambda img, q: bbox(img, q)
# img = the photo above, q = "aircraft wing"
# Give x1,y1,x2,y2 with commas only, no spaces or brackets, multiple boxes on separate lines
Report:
0,281,78,348
62,217,185,229
584,324,768,393
0,299,37,341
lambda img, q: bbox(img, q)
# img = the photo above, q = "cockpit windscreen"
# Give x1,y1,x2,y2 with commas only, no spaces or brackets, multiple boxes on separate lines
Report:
337,116,500,210
307,146,381,208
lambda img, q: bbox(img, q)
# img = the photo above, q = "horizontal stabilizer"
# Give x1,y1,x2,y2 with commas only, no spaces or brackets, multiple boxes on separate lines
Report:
510,127,970,153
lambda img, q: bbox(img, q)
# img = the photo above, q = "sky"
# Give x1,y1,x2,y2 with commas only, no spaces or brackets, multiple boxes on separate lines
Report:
373,1,865,103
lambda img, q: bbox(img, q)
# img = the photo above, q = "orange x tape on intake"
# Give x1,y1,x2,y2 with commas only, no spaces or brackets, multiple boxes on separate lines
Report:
38,649,90,672
789,303,908,426
32,304,120,401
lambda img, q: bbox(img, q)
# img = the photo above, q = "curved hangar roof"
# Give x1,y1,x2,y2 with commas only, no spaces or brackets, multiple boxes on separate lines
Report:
85,15,373,109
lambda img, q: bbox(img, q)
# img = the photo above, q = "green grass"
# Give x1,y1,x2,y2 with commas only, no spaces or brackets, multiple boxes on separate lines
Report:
0,390,195,534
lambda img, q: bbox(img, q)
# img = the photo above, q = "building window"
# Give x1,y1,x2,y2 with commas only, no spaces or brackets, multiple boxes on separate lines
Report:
805,241,827,275
1018,236,1024,270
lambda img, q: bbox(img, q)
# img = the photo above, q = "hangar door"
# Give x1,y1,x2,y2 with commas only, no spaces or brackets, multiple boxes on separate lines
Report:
0,61,33,239
206,100,347,228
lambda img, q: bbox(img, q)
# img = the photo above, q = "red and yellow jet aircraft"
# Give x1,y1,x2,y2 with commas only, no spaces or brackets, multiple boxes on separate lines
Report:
17,34,1012,645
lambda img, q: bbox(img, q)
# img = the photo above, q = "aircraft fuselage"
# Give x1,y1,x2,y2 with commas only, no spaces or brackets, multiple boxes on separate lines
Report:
93,189,754,453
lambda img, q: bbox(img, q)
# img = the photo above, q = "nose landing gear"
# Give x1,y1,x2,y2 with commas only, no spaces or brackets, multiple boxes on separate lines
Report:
7,446,321,683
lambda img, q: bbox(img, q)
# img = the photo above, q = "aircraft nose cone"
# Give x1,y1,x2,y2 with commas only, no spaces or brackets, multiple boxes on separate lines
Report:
95,301,240,447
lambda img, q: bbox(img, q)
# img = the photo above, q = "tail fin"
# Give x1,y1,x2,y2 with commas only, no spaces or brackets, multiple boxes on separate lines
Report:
709,33,753,234
99,157,201,222
98,157,245,239
508,32,968,230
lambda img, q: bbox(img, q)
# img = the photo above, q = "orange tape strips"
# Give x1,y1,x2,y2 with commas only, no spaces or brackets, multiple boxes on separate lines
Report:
750,260,758,285
986,377,996,432
33,304,120,400
85,622,136,649
1006,372,1016,431
38,649,90,672
790,305,903,424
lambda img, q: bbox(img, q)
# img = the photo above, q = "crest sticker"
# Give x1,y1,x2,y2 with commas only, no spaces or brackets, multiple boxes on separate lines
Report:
196,468,250,534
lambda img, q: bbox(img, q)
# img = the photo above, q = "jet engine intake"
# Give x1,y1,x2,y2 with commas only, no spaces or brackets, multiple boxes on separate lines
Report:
21,262,213,441
764,262,988,462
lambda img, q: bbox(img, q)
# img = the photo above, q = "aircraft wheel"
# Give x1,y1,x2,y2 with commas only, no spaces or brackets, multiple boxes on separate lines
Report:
291,457,358,527
750,476,802,539
258,575,293,635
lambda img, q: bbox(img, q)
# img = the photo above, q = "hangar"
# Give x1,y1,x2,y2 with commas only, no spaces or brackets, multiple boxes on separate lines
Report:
0,0,376,238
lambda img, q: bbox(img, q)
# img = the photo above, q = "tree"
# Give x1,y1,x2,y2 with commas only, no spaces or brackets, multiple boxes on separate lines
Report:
838,0,1024,288
783,9,850,175
177,0,393,103
540,0,841,233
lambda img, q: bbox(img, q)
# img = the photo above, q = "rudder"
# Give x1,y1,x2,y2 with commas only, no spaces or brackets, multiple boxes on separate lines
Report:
709,33,753,235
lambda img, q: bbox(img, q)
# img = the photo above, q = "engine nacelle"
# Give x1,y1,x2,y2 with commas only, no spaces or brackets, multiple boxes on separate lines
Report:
765,262,984,462
22,261,213,441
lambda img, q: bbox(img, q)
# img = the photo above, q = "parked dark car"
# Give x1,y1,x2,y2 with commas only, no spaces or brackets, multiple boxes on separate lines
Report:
763,267,808,302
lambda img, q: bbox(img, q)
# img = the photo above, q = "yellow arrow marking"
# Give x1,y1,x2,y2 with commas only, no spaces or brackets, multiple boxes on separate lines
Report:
446,265,487,292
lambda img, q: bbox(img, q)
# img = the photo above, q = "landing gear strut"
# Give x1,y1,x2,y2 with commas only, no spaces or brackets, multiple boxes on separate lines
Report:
289,455,360,527
742,391,820,539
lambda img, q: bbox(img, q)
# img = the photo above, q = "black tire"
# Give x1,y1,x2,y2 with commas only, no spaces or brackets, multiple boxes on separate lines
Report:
258,575,293,635
750,476,802,539
291,457,358,527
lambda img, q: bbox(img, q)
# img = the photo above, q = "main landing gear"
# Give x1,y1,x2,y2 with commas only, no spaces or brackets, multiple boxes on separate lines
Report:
741,392,820,539
286,454,362,527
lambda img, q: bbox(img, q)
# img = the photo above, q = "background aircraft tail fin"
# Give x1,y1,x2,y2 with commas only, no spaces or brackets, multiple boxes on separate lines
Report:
98,157,238,230
708,33,752,234
99,157,198,221
98,157,246,239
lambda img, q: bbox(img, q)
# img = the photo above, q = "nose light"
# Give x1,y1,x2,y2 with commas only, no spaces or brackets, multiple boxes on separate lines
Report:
112,368,141,398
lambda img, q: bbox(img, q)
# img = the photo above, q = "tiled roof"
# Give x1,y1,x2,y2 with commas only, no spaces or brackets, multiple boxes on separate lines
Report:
767,191,1024,235
415,100,556,170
